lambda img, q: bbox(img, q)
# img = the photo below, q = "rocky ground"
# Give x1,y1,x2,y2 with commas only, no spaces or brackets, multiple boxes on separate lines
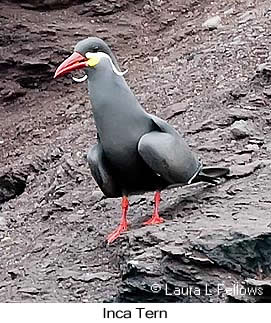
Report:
0,0,271,302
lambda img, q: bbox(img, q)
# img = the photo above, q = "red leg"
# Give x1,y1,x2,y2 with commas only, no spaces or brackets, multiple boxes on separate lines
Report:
143,191,164,225
107,196,129,244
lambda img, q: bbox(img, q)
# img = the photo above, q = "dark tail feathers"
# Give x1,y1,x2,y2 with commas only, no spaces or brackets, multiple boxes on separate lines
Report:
192,166,230,184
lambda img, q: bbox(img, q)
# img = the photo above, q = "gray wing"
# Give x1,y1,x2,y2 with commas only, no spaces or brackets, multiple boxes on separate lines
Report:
138,115,201,184
87,142,121,198
148,114,181,136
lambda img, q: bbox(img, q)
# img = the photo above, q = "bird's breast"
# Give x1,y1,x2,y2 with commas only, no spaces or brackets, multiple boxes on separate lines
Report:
100,124,145,168
96,113,153,172
89,75,155,173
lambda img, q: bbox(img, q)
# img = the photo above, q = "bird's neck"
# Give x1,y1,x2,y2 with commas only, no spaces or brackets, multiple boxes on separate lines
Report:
87,73,146,124
86,72,150,147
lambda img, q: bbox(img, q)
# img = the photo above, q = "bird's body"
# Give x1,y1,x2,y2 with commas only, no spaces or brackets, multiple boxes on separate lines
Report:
86,58,201,197
88,65,152,176
54,38,229,243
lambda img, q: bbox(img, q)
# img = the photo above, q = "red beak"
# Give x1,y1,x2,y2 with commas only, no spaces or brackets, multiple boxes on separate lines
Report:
54,52,88,78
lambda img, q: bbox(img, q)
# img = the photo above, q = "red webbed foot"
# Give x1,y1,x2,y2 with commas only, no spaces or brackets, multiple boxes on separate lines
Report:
107,221,128,243
143,214,164,225
143,191,165,226
107,196,129,244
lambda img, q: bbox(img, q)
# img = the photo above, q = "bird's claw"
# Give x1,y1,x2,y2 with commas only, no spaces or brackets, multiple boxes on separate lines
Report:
107,223,128,244
143,214,164,225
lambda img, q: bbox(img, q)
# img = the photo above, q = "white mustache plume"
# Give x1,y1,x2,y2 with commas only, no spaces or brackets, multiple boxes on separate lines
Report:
72,75,88,83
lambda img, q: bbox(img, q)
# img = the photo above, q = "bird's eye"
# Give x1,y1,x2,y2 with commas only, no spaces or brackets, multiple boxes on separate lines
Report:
93,46,99,52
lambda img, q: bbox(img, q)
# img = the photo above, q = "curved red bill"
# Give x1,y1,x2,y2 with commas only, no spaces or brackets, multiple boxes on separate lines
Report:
54,52,88,78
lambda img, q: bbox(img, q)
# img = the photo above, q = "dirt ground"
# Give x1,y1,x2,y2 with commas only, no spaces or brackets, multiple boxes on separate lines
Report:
0,0,271,302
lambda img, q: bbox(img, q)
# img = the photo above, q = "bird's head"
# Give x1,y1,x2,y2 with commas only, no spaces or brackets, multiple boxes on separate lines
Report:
54,37,124,82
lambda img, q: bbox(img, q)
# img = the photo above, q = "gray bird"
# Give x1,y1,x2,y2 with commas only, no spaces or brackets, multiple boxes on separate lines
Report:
54,38,229,243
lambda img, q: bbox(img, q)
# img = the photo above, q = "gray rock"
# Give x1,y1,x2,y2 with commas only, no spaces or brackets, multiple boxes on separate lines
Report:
73,272,116,282
118,219,271,302
90,190,104,204
8,269,20,279
19,286,39,295
263,87,271,97
224,8,235,16
248,95,267,107
202,16,222,30
256,62,271,75
238,11,256,24
264,143,271,153
129,195,146,206
57,269,79,280
228,161,262,177
198,144,222,152
66,214,84,223
230,120,253,139
248,136,264,145
225,153,251,165
31,243,44,253
245,144,260,152
0,217,7,230
229,87,248,100
162,102,188,120
227,108,253,120
245,278,271,288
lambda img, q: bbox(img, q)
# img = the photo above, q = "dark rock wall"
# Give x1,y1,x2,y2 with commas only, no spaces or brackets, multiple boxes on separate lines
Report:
4,0,90,10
